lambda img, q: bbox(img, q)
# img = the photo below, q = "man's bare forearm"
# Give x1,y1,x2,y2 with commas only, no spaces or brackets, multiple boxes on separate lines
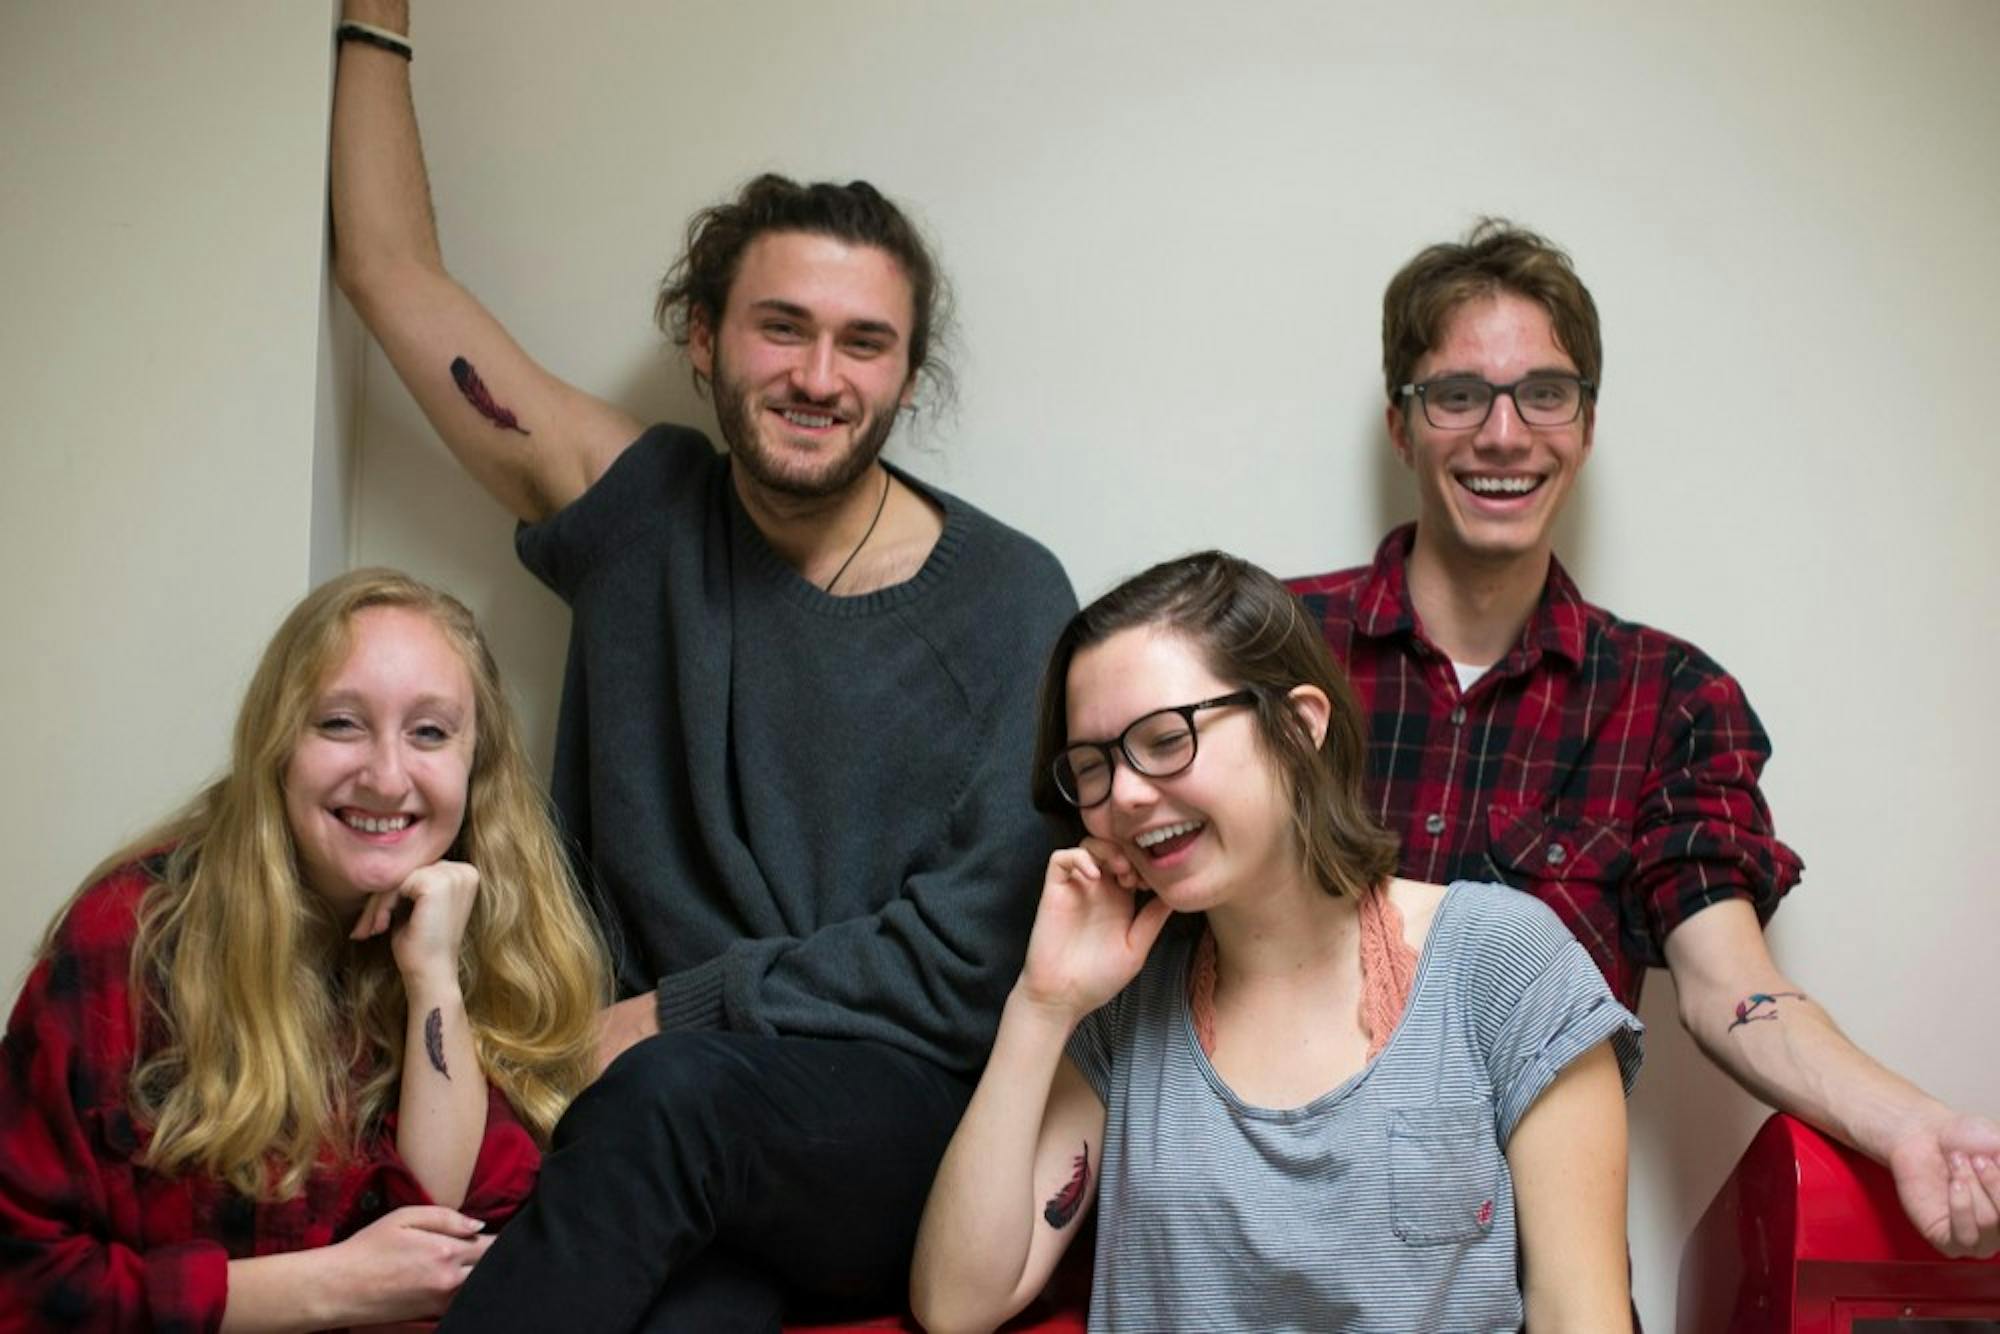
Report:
1686,979,1941,1159
1666,900,1938,1157
1665,898,2000,1257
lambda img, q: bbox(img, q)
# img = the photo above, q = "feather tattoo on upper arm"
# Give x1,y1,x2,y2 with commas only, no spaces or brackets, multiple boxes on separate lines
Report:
450,356,531,435
424,1007,450,1078
1043,1142,1090,1229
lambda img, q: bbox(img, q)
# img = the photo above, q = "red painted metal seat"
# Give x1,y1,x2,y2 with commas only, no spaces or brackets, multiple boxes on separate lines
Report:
1678,1113,2000,1333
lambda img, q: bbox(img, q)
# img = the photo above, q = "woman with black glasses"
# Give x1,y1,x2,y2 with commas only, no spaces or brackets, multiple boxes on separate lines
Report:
912,551,1642,1333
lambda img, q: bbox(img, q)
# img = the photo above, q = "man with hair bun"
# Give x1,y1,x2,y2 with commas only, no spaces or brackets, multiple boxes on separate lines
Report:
1289,219,2000,1265
329,2,1074,1326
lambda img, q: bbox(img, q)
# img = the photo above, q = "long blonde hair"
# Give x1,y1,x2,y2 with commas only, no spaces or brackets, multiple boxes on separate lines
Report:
50,569,609,1199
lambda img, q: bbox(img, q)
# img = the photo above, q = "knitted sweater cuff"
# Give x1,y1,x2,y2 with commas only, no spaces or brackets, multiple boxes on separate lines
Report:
655,956,729,1033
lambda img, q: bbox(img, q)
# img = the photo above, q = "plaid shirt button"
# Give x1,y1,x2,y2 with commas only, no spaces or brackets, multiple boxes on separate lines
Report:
1545,843,1567,866
1449,706,1466,725
1424,813,1446,835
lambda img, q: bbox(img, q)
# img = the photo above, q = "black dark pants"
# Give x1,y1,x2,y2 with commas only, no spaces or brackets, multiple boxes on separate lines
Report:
439,1030,974,1333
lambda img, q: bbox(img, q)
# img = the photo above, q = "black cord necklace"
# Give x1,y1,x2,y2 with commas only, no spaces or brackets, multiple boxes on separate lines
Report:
823,468,892,595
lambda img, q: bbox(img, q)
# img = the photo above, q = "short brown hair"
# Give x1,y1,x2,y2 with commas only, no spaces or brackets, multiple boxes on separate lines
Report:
1031,551,1400,902
655,173,954,409
1382,218,1601,403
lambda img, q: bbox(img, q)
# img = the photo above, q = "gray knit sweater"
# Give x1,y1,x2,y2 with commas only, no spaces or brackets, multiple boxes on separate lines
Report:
518,425,1076,1075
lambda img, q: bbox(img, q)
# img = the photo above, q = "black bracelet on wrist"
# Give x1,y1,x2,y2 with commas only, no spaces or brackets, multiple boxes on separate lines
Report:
336,20,412,61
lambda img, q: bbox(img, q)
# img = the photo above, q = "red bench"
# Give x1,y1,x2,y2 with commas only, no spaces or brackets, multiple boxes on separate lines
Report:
1678,1113,2000,1333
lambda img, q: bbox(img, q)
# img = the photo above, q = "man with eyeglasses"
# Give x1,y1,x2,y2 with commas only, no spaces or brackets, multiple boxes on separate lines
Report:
1288,220,1999,1260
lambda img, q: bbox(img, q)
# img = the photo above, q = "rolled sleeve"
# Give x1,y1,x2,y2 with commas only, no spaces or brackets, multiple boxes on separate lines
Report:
1489,940,1645,1145
1627,662,1804,966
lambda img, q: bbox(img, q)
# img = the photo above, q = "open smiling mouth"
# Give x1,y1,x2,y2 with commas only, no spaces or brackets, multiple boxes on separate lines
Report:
337,809,414,835
1458,475,1545,498
1134,819,1204,860
773,406,846,430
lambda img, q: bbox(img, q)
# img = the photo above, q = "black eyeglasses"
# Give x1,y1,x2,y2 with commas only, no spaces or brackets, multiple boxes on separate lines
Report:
1052,690,1257,809
1398,373,1594,429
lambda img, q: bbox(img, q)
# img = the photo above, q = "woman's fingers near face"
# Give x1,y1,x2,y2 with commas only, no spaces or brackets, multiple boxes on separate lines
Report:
349,889,398,940
400,860,480,918
391,862,478,925
398,859,469,898
1048,847,1101,887
1079,835,1142,890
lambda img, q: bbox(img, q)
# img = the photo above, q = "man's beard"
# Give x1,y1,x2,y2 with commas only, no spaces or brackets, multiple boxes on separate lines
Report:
711,351,901,501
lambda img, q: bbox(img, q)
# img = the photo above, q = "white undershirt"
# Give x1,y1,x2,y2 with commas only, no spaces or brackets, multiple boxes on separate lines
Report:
1452,659,1491,693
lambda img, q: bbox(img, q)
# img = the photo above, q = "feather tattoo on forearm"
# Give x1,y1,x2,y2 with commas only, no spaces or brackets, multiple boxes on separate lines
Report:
424,1007,450,1078
1043,1142,1090,1228
1728,991,1809,1032
450,356,531,435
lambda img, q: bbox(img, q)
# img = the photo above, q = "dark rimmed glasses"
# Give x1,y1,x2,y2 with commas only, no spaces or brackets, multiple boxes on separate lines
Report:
1052,690,1257,809
1398,373,1594,429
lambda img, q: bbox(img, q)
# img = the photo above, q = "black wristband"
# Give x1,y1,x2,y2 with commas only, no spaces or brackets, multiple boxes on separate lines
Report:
336,22,412,61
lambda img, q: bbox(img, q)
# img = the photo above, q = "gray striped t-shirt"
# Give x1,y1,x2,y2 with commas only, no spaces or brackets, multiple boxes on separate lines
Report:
1066,881,1643,1333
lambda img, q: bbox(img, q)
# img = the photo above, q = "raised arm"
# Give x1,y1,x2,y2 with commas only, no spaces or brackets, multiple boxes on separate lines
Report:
331,0,639,521
1665,901,2000,1258
910,847,1171,1334
1507,1040,1633,1333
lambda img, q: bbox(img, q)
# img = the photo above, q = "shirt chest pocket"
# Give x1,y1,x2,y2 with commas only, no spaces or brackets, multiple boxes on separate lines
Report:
1389,1105,1502,1246
1485,808,1632,893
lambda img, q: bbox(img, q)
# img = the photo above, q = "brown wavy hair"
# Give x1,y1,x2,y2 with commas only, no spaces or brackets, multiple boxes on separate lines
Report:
654,172,954,410
47,569,609,1199
1382,217,1602,403
1030,552,1399,902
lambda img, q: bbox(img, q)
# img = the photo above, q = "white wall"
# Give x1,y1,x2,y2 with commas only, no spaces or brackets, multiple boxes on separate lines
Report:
5,1,1994,1326
0,4,345,979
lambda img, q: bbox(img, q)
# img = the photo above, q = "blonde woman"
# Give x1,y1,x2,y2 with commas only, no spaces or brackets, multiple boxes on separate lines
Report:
0,569,608,1330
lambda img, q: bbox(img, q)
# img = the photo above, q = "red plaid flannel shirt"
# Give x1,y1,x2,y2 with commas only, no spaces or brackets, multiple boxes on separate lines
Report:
1288,526,1803,1009
0,860,540,1332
